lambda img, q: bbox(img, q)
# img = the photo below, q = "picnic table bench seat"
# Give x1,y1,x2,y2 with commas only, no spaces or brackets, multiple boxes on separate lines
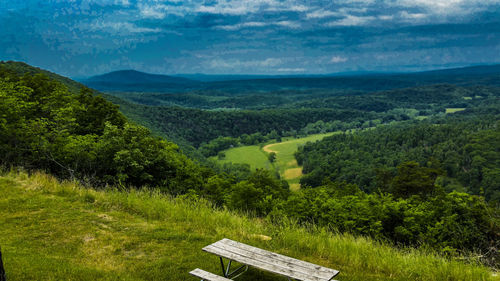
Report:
190,268,233,281
202,238,339,281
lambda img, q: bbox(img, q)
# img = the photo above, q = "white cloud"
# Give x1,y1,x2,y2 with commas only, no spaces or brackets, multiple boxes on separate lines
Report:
196,0,273,15
88,21,161,33
289,5,310,12
115,0,130,7
217,21,268,31
277,68,306,72
326,15,376,26
400,11,427,20
391,0,500,15
343,0,376,3
197,4,248,15
139,4,167,19
195,0,311,15
216,20,300,30
330,56,348,63
137,2,190,19
261,58,282,67
306,9,339,19
378,15,394,20
275,21,301,29
267,4,310,12
395,0,463,10
209,58,282,69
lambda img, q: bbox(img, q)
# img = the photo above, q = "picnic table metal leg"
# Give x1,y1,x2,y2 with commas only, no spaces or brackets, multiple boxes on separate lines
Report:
0,247,5,281
225,260,232,277
218,257,248,279
220,257,228,277
227,264,248,279
219,257,234,277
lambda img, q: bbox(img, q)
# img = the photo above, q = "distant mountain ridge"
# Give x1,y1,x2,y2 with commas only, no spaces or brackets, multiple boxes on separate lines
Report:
86,70,195,84
416,64,500,76
83,70,199,92
81,64,500,93
94,64,500,81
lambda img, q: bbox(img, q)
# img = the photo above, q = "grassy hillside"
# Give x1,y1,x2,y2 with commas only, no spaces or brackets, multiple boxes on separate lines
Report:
1,171,495,281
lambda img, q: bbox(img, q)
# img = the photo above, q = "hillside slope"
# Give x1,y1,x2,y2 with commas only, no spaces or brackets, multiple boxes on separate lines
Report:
0,61,86,94
0,171,497,281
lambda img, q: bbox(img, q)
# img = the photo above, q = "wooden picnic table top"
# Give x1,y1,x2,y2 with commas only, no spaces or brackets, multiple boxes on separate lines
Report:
202,238,339,281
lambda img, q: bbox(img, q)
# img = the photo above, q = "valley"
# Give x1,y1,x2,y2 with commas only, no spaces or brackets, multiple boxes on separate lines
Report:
0,61,499,280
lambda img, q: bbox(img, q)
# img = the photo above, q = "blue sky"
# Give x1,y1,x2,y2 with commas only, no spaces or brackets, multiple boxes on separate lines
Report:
1,0,500,77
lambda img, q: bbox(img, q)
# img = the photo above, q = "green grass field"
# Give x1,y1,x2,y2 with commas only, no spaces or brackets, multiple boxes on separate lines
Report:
263,132,338,190
210,145,272,170
0,171,497,281
446,108,466,114
213,132,338,190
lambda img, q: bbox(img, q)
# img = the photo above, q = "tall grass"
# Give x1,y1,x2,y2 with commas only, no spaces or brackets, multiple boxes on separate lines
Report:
0,171,497,281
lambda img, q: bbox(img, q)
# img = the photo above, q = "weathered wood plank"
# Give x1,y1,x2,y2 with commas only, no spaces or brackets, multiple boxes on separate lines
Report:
217,239,339,277
203,244,331,281
207,241,336,280
189,268,232,281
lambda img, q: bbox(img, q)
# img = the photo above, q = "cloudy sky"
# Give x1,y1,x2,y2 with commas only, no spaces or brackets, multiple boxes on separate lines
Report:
1,0,500,77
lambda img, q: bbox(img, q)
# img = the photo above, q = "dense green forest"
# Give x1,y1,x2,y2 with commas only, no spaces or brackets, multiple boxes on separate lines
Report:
108,83,500,163
296,111,500,202
94,67,500,162
0,64,207,192
103,72,500,146
108,83,496,111
274,180,498,262
116,103,381,147
104,86,484,159
1,61,498,266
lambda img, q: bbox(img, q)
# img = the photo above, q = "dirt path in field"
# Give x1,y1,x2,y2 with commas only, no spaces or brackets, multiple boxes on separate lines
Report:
262,142,303,188
262,142,284,154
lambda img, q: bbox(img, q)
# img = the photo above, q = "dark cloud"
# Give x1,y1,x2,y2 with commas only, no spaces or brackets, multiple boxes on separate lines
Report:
1,0,500,76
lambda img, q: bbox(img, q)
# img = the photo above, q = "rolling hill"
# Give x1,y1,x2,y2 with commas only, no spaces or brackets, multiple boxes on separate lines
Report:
87,70,196,84
0,171,497,281
83,70,199,92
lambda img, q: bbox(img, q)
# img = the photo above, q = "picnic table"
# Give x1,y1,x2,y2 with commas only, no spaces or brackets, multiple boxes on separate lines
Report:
196,238,339,281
